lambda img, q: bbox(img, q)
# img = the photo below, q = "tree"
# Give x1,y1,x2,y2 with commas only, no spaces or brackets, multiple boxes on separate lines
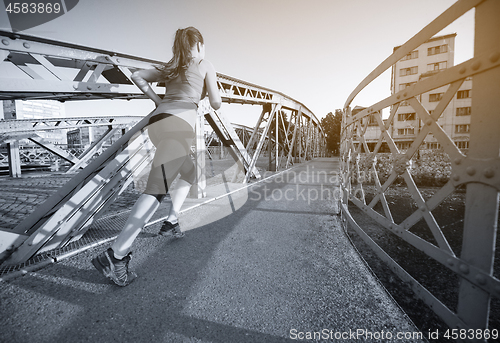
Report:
321,109,342,155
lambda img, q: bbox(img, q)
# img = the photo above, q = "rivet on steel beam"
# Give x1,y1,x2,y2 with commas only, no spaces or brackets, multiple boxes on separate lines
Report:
403,92,407,97
396,95,400,99
73,85,78,90
420,206,426,212
459,67,466,74
475,274,487,286
454,158,462,165
489,52,500,63
87,85,92,90
452,174,460,182
471,61,481,71
23,42,30,49
116,58,120,63
483,168,494,178
466,167,476,176
459,264,470,274
425,119,432,126
447,258,454,266
1,39,9,45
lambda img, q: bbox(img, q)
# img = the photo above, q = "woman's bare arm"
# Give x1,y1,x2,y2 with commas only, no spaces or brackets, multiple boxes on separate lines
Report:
131,69,163,106
200,60,222,110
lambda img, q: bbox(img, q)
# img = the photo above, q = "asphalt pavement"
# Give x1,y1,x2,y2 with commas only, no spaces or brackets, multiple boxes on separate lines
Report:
0,158,424,343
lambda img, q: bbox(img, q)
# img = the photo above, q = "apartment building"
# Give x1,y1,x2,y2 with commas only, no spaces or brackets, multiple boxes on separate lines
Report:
390,33,472,151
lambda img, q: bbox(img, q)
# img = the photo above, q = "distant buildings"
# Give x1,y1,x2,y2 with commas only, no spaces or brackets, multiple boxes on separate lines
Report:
354,33,471,153
391,33,471,151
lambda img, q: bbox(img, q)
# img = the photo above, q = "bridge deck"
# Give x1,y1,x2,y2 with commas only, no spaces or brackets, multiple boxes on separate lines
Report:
0,158,423,342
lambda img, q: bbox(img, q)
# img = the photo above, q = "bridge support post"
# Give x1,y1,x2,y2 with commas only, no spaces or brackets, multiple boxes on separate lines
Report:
456,0,500,331
275,109,279,171
268,120,273,171
7,140,21,177
286,108,301,168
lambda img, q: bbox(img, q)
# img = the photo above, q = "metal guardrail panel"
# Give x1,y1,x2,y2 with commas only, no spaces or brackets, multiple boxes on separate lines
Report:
341,0,499,338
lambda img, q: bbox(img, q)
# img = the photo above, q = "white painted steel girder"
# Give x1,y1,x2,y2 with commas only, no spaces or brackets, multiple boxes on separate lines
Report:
0,116,140,134
0,30,323,137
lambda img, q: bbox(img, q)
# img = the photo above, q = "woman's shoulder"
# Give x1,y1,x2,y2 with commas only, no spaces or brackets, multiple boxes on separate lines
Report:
196,58,214,68
195,59,215,77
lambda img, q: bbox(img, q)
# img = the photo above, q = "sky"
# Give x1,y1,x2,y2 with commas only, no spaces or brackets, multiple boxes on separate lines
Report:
0,0,475,126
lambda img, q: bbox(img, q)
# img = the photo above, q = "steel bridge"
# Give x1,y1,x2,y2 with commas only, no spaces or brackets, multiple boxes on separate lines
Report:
0,115,141,172
341,0,499,339
0,28,325,266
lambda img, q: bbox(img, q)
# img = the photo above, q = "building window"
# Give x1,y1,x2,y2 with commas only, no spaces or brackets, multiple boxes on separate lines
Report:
398,128,415,135
401,50,419,61
399,82,417,91
400,66,418,76
397,142,411,150
397,112,416,121
429,93,444,102
428,44,448,56
455,141,469,149
426,142,441,149
455,124,470,133
457,90,471,99
427,61,447,72
456,107,471,116
368,114,377,126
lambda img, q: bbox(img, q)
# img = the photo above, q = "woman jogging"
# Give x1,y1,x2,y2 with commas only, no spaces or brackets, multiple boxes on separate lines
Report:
92,27,222,286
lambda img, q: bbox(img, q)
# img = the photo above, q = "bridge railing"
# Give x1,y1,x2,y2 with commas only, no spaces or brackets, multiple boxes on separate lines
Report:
341,0,499,337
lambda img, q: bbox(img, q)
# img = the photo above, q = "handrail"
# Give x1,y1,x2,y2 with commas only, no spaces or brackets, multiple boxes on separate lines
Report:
341,0,500,337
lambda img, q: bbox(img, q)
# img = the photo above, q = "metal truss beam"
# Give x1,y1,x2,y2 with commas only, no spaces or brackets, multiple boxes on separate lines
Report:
0,116,140,135
28,136,85,167
0,30,323,139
